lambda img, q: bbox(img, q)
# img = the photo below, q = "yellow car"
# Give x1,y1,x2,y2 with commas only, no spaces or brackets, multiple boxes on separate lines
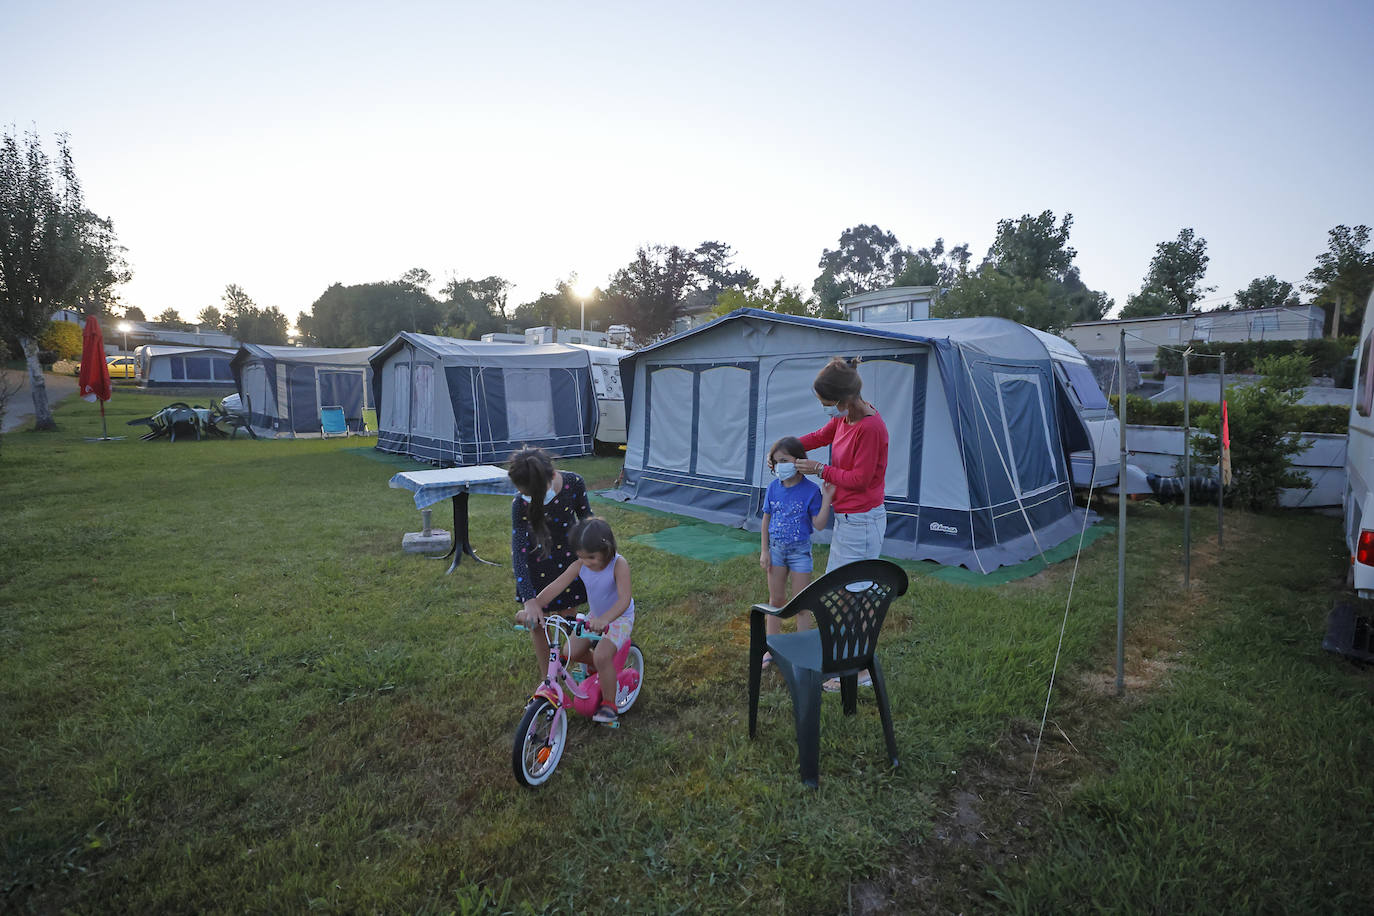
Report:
75,356,138,379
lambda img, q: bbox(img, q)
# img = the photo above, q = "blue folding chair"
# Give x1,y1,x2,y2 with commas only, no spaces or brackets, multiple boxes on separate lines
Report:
320,405,348,438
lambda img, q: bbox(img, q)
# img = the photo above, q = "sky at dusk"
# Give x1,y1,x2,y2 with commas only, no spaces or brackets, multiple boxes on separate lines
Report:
6,0,1372,326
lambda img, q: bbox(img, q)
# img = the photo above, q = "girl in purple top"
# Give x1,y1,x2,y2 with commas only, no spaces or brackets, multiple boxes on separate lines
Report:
534,517,635,724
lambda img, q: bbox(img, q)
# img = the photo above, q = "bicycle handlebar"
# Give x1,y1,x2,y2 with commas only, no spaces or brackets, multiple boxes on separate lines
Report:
513,614,603,640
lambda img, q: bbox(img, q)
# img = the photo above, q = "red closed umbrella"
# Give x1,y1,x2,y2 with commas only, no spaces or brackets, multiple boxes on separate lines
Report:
78,314,117,440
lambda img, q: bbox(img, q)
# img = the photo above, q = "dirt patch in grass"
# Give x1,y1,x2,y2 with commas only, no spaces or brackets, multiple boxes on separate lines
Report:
850,527,1235,914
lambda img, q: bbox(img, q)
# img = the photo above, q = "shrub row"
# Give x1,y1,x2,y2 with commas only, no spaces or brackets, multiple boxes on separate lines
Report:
1108,394,1350,434
1154,337,1357,381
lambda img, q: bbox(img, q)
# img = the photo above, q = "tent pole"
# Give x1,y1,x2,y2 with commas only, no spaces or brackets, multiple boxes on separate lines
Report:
1183,352,1191,589
1218,353,1225,549
1117,329,1127,697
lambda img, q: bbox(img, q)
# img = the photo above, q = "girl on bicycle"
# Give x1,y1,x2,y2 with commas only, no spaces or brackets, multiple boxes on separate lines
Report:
510,447,593,680
534,517,634,725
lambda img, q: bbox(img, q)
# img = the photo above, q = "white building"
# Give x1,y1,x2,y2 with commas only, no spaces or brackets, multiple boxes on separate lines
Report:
840,286,939,323
1063,305,1326,370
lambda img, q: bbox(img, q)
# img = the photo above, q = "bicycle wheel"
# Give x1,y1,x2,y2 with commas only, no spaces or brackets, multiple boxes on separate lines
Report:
616,645,644,714
513,697,567,788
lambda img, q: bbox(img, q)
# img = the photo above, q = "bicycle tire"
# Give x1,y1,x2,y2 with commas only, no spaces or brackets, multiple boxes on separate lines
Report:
513,697,566,788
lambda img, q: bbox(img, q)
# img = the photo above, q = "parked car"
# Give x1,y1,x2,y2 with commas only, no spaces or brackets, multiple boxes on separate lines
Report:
75,355,138,379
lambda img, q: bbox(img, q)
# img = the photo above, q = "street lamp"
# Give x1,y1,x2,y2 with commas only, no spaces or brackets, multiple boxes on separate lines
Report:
118,321,131,358
573,279,596,342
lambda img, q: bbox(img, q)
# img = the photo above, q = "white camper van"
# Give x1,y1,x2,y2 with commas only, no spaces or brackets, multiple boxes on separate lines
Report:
1027,329,1122,488
570,343,628,446
1342,290,1374,597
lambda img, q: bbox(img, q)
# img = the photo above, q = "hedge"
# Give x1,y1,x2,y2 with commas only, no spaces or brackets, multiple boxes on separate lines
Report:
1153,337,1357,382
1108,394,1350,434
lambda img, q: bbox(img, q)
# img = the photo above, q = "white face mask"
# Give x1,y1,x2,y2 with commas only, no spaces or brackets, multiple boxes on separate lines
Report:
772,462,796,481
822,403,848,418
519,487,557,505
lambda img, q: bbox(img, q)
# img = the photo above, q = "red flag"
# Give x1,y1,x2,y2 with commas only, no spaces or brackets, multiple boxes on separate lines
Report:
1220,399,1232,486
78,314,112,404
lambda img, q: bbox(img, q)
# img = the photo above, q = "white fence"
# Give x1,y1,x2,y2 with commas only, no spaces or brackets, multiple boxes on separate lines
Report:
1124,425,1346,508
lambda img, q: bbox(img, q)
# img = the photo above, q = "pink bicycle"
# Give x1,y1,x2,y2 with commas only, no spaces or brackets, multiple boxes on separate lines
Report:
512,613,644,787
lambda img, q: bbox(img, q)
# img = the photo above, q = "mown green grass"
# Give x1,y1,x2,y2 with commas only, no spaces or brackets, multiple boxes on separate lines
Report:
2,387,1371,913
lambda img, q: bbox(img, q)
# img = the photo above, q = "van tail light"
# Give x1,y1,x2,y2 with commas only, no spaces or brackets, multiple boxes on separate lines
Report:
1358,531,1374,566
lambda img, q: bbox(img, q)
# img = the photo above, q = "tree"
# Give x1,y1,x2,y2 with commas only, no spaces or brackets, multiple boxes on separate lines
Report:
0,129,127,430
1121,228,1215,318
811,224,910,316
299,281,441,347
511,278,580,333
123,305,145,321
401,267,434,294
153,308,191,330
442,276,512,336
606,245,699,339
1191,353,1311,509
682,241,756,315
937,210,1110,330
1302,225,1374,337
39,320,82,360
712,278,814,318
219,284,288,345
196,305,223,329
893,237,971,289
1230,276,1299,311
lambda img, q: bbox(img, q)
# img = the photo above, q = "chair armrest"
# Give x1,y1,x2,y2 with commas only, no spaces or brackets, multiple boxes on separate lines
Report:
751,602,795,618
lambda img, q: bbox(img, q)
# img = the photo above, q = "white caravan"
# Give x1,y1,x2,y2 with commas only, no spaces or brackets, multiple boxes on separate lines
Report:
570,344,628,446
1026,329,1122,488
1343,290,1374,596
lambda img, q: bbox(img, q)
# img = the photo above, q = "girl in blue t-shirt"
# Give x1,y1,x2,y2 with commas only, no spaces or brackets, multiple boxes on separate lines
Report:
759,437,833,659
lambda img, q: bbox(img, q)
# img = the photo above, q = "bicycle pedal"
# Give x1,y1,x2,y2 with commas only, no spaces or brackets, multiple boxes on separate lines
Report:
596,718,620,729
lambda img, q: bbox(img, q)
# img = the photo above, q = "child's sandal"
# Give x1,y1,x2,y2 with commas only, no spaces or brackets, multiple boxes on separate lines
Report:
592,704,619,724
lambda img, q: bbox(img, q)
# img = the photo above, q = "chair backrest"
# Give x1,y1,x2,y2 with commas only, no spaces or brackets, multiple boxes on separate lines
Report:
785,559,909,673
320,405,347,437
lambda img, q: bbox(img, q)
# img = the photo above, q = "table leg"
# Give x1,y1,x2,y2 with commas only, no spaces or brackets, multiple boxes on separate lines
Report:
447,492,500,574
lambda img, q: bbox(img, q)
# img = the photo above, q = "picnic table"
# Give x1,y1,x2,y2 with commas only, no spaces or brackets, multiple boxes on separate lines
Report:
388,466,516,573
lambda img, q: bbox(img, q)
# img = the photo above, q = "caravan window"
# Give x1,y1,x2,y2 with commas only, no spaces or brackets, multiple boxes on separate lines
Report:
505,369,555,440
412,363,434,434
1061,362,1110,409
1359,334,1374,417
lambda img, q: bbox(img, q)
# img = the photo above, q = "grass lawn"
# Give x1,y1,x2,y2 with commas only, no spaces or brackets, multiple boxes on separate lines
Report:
2,389,1372,914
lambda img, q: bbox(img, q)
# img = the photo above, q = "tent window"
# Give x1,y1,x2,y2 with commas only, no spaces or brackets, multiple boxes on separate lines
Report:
212,358,233,381
857,358,914,499
1061,362,1109,409
184,357,211,380
646,367,693,472
242,364,269,416
695,366,750,479
392,362,411,430
505,368,555,440
996,372,1058,496
412,363,434,434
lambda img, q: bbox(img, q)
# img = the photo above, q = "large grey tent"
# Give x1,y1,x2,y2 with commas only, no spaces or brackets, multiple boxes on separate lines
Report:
135,345,236,387
230,345,376,438
608,308,1098,571
370,333,597,466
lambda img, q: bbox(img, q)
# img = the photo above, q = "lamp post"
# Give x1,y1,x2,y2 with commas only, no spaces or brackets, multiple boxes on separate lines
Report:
573,279,595,343
118,320,131,359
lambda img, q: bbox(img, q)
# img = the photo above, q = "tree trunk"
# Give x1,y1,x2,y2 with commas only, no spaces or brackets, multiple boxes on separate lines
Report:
19,336,56,431
1329,294,1341,338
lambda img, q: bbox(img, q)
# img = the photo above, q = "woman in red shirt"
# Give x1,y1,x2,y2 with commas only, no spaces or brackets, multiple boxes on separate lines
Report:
793,356,889,573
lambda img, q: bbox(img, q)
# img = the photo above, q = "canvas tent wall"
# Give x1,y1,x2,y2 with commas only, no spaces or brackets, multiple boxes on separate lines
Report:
369,333,597,465
610,308,1096,571
230,345,376,438
135,346,236,387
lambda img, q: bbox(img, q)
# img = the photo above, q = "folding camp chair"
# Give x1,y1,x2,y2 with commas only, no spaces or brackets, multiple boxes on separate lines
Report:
320,405,348,438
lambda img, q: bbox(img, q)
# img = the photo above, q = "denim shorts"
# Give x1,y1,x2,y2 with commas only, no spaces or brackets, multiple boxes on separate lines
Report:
769,539,814,573
825,504,887,573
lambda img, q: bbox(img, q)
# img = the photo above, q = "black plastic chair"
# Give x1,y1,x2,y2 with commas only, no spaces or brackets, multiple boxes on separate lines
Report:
747,559,908,787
